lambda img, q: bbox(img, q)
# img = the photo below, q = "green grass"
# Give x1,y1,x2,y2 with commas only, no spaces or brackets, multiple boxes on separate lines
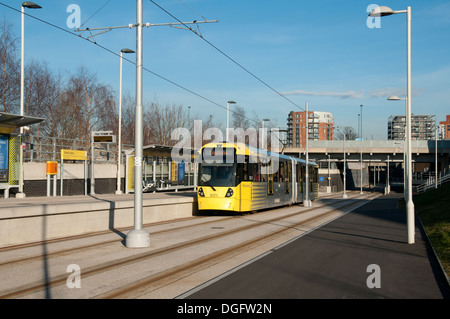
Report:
409,182,450,278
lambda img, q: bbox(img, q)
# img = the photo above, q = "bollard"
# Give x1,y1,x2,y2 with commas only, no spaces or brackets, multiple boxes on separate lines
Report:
46,161,58,197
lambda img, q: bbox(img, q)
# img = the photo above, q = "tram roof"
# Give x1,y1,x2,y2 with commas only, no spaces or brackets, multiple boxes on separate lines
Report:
125,144,197,158
201,142,317,166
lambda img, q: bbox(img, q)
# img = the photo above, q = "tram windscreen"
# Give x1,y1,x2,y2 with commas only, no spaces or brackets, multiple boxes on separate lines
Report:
199,147,236,187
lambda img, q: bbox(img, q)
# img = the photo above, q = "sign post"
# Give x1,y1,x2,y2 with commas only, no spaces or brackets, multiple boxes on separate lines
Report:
90,131,115,195
61,149,87,196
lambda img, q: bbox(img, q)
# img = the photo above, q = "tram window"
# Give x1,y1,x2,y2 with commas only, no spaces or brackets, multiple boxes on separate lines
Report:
273,172,279,183
199,164,236,187
285,163,291,194
278,161,284,182
251,163,261,181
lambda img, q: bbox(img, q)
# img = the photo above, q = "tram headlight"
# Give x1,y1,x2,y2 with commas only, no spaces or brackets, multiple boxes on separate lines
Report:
198,187,205,197
225,188,233,197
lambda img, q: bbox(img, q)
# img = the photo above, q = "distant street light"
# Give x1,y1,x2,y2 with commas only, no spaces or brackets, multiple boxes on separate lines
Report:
18,1,42,198
360,104,363,140
116,48,135,195
261,119,270,149
435,125,438,189
342,133,347,199
304,102,312,207
374,4,415,244
226,100,236,142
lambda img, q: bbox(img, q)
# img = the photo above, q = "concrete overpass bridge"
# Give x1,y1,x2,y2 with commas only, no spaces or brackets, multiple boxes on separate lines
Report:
280,140,450,192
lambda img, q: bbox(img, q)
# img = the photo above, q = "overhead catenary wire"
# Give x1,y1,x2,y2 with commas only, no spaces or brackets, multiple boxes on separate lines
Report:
0,2,284,137
149,0,306,112
79,0,113,28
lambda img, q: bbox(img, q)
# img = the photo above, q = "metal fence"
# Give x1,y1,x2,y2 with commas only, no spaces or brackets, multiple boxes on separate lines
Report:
21,134,134,164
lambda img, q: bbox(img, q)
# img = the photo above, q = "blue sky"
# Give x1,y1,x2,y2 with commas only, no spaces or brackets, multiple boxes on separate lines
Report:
2,0,450,140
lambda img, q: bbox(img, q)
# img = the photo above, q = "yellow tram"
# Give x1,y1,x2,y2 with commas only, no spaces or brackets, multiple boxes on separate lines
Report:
197,142,319,212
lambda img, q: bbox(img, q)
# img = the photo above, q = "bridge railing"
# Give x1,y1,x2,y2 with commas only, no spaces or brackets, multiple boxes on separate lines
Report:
413,171,450,195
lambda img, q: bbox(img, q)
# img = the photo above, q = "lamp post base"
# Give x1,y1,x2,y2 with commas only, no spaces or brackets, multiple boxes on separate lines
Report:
126,229,150,248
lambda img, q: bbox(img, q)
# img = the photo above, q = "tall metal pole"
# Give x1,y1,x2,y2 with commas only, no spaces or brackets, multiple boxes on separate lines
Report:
405,6,415,244
358,113,360,139
115,49,134,194
116,51,124,195
90,132,95,195
226,100,236,142
386,155,390,194
435,125,438,189
360,147,363,194
304,102,311,207
226,102,229,142
342,133,347,198
18,2,41,198
18,6,26,198
126,0,150,248
360,104,363,140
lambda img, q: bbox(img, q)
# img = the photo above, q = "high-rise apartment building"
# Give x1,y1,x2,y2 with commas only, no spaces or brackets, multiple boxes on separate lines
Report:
287,111,334,147
439,115,450,139
387,114,435,140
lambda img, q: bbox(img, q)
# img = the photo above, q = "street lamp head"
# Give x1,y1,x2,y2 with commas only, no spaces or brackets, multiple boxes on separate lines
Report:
369,6,394,17
121,48,135,54
263,119,270,122
22,1,41,9
387,95,406,101
227,100,236,104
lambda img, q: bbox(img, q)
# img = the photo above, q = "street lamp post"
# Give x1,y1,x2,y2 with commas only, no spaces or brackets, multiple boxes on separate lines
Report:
386,155,390,194
360,147,363,194
18,1,42,198
262,119,270,150
304,102,312,207
360,105,363,140
116,48,134,195
126,0,150,248
226,100,236,142
435,125,438,189
342,133,347,199
373,5,415,244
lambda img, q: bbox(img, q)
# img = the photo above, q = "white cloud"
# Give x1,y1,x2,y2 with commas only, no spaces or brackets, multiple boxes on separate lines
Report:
281,89,364,99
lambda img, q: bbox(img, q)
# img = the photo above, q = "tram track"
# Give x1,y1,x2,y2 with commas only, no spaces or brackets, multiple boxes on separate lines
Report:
0,191,378,299
0,192,346,266
98,193,380,299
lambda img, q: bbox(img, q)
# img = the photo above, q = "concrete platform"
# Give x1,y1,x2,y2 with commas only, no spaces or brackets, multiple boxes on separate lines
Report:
0,191,197,248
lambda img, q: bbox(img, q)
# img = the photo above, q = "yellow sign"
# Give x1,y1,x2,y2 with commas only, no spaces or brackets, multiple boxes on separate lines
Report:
61,149,87,161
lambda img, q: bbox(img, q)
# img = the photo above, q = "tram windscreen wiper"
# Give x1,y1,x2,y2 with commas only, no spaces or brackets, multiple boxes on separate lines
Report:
206,181,216,191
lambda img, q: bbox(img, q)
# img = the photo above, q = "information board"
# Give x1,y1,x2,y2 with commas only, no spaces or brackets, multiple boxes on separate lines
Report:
0,134,8,182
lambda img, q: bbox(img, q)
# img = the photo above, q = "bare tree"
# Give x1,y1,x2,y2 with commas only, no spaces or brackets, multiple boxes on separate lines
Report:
0,19,19,113
120,92,136,146
23,60,63,138
335,126,358,140
61,66,116,140
145,101,188,146
232,105,250,131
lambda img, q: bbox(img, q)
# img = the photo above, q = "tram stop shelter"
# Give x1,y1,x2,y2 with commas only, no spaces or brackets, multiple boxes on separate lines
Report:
124,144,198,194
0,112,45,198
